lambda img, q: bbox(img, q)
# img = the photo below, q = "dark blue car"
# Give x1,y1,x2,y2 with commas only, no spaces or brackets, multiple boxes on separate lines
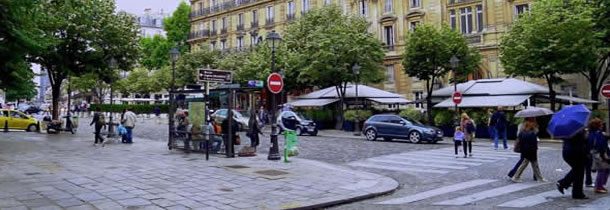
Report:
362,114,443,143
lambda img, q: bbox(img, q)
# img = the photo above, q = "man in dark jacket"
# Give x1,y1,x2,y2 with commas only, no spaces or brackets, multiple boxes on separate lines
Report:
90,108,105,145
221,115,239,157
491,107,508,150
557,131,589,199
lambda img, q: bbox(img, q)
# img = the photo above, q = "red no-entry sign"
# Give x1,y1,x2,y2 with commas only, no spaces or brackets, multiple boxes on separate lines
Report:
602,84,610,98
267,73,284,94
452,91,462,105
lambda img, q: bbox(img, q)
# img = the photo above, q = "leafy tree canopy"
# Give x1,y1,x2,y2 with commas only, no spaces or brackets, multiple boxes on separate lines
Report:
163,1,191,51
140,35,172,70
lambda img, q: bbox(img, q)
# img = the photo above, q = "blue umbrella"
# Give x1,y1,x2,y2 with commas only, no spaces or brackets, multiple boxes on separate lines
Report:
547,104,591,139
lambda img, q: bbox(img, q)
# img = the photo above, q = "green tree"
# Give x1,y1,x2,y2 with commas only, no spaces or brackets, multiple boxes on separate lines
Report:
283,6,385,128
586,0,610,110
402,24,481,124
163,1,191,51
500,0,598,111
140,35,172,70
123,68,160,94
0,0,44,89
29,0,140,119
173,49,220,89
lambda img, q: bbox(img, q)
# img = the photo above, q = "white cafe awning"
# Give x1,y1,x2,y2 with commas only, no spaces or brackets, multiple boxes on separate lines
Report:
546,95,599,104
434,95,530,108
368,98,411,104
286,98,339,107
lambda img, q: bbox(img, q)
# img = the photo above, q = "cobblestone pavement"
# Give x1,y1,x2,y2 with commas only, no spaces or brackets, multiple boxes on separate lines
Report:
26,117,610,209
0,130,397,210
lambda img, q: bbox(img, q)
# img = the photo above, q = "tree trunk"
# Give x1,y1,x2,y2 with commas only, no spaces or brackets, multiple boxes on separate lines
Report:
591,79,600,110
426,96,433,125
51,83,62,120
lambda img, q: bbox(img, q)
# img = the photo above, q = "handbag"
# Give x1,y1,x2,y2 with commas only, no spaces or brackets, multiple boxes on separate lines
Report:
234,135,241,145
513,138,521,153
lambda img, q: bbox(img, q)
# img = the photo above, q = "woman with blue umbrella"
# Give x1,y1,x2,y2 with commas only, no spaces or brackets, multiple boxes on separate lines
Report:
549,104,591,199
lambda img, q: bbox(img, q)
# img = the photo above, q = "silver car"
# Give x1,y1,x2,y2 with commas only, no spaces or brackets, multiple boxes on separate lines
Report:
211,109,254,131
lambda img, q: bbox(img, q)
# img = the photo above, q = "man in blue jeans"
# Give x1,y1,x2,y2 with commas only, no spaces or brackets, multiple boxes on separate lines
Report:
491,107,508,150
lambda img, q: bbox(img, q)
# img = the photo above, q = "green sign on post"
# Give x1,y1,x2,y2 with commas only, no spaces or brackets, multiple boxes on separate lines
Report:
283,130,299,162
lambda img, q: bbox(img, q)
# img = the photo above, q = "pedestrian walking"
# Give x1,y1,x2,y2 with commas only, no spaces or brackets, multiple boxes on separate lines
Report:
122,108,137,144
454,126,466,158
258,106,266,125
460,113,475,157
585,128,595,188
153,106,161,124
90,108,105,145
508,118,537,181
491,107,508,150
511,118,546,182
248,111,262,150
556,130,589,199
588,118,610,194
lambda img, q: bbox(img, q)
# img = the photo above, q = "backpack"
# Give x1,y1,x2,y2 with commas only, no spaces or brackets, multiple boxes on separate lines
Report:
97,113,105,125
466,121,476,134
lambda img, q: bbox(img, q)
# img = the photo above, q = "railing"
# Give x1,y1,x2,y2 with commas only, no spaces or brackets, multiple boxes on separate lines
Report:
286,13,296,21
188,29,210,40
209,30,217,36
251,21,259,28
383,44,395,51
464,33,482,44
265,18,274,26
448,0,482,6
236,24,244,31
190,0,260,19
220,28,227,34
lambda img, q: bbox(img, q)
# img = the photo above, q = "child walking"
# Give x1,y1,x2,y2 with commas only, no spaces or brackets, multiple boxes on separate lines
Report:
454,126,467,158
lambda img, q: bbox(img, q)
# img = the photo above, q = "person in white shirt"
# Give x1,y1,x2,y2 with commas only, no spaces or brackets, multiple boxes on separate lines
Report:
122,108,137,143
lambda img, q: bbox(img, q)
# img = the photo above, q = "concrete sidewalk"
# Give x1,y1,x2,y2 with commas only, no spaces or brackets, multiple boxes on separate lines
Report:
0,132,398,210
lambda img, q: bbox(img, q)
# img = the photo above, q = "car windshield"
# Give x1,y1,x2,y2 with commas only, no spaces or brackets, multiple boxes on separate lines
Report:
403,117,423,126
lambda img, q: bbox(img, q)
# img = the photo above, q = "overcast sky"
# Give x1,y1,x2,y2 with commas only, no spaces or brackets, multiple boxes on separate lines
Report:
115,0,188,15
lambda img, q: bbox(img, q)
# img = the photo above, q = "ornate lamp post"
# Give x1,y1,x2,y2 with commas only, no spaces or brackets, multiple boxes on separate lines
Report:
352,64,361,136
450,55,460,126
108,58,117,137
168,47,180,149
266,30,282,161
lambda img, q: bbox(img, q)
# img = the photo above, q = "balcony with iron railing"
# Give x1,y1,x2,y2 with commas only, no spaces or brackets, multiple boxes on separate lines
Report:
190,0,261,20
220,28,228,34
464,33,482,44
448,0,482,6
236,24,244,31
383,44,395,51
188,29,210,40
251,21,259,28
286,13,296,21
209,30,217,36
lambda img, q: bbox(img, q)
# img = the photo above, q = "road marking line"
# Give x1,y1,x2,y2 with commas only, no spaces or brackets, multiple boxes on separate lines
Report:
434,182,546,206
348,162,448,174
366,158,469,170
497,190,565,208
381,155,482,166
408,151,500,162
392,153,495,163
377,179,498,205
423,149,517,159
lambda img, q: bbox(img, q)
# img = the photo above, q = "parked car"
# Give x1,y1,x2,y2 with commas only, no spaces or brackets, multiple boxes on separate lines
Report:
362,114,443,143
0,109,39,132
210,109,253,131
276,111,318,136
23,106,43,115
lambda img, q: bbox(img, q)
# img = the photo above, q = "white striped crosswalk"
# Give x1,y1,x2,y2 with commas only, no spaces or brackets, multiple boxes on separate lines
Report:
347,146,523,175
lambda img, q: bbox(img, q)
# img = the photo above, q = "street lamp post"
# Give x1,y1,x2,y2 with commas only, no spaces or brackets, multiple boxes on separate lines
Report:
450,55,460,127
168,47,180,149
352,64,361,136
266,30,282,161
108,58,117,137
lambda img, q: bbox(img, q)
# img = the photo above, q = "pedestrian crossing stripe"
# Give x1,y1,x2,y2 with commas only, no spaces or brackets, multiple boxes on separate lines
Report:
497,190,564,208
381,155,482,166
366,158,469,170
434,182,546,205
348,162,449,174
376,179,497,205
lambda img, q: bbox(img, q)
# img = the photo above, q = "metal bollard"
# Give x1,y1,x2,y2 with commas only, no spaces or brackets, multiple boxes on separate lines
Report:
4,120,8,132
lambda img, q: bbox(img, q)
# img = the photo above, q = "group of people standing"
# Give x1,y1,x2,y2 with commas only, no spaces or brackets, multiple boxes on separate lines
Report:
90,108,136,145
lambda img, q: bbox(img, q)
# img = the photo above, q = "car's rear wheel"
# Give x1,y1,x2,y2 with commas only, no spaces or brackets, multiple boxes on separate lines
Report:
26,124,37,132
295,127,303,136
365,129,377,141
310,129,318,136
409,131,421,144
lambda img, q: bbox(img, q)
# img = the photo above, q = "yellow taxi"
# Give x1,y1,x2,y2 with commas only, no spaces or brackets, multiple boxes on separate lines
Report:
0,109,39,131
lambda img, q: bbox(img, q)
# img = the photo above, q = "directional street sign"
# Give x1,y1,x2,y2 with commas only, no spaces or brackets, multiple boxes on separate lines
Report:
452,91,462,105
602,84,610,98
198,69,232,83
267,73,284,94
